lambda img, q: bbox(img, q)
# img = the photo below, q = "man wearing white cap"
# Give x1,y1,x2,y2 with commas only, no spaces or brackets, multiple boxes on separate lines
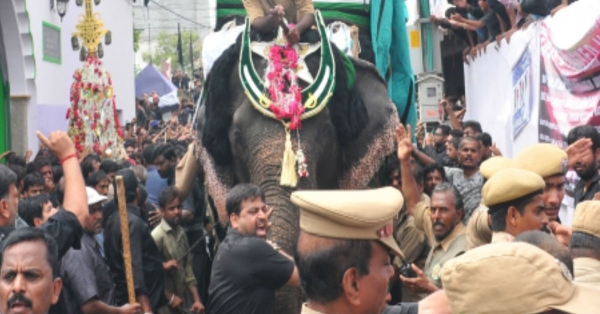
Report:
59,187,141,314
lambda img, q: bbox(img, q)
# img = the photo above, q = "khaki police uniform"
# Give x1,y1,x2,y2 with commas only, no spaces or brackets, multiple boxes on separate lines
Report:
393,194,431,302
290,187,405,314
394,194,431,266
482,168,545,242
243,0,315,24
572,201,600,287
467,145,568,249
466,157,514,249
441,242,600,313
424,223,467,288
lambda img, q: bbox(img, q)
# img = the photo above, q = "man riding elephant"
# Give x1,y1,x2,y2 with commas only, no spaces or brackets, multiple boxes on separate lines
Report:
175,7,402,313
244,0,315,44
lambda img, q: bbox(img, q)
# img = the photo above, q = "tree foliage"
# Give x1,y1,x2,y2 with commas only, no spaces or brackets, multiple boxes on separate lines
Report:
133,29,143,53
141,31,202,74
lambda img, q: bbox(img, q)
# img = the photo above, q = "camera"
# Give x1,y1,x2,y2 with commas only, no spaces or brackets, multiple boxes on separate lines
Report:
398,261,417,278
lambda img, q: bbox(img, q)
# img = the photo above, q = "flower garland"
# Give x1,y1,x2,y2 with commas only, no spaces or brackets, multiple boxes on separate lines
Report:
66,56,126,160
264,38,309,179
265,42,305,131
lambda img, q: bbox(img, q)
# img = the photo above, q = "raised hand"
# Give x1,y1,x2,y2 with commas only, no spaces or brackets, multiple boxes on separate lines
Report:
548,221,571,247
36,131,76,160
395,124,413,162
490,142,502,156
566,138,593,167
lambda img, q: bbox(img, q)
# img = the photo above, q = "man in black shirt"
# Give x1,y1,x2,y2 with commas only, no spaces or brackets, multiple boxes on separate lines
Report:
425,125,452,167
567,126,600,208
0,131,86,259
104,169,166,313
60,187,141,314
207,184,299,314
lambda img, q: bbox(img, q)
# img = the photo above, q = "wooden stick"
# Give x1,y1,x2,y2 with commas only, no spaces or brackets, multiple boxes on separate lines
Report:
116,175,136,304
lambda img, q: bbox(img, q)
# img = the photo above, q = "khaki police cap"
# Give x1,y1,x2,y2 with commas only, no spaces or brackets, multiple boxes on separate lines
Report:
515,143,568,178
482,168,545,207
441,242,600,314
480,157,514,179
572,201,600,238
291,187,404,258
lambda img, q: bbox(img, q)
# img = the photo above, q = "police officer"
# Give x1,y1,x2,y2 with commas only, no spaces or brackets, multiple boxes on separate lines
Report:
440,242,600,312
291,187,420,314
467,144,569,248
483,168,549,243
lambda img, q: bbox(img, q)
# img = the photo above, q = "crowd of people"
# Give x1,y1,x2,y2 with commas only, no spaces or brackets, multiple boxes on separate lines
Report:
430,0,577,62
0,0,597,312
1,92,600,313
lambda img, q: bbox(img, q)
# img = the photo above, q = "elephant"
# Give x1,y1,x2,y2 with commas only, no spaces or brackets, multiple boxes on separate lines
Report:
194,30,400,313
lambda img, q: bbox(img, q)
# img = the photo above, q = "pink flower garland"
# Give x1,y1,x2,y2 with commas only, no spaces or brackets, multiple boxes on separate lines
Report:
266,42,304,130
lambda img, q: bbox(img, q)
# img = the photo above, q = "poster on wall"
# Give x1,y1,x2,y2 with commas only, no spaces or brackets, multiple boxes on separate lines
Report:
538,8,600,202
512,47,533,139
538,16,600,148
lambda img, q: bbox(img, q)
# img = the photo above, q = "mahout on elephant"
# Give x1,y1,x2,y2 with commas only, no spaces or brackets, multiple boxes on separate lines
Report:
192,11,400,313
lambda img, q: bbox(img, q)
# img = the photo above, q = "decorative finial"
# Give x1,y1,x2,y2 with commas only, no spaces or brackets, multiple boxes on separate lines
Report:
71,0,112,60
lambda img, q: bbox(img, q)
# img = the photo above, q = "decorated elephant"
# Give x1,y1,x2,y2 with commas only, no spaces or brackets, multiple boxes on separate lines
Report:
194,12,400,313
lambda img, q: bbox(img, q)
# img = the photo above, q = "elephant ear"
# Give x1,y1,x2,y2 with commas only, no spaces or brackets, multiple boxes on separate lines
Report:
335,57,400,189
196,39,243,224
202,39,241,166
327,46,370,148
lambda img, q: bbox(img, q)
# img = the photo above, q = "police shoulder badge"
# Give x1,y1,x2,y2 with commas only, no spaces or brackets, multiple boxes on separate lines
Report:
431,264,442,281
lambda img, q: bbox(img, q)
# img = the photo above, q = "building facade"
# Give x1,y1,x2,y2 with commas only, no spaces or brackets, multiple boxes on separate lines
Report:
0,0,135,155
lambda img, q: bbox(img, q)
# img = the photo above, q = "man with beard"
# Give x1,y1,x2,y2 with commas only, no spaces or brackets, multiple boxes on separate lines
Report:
567,125,600,207
423,164,446,197
399,183,467,296
425,125,452,166
484,168,549,243
152,187,204,314
59,187,141,314
414,136,483,223
207,184,299,314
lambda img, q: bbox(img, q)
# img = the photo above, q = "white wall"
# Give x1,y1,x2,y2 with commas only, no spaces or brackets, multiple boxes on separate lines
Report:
463,23,540,158
28,0,134,143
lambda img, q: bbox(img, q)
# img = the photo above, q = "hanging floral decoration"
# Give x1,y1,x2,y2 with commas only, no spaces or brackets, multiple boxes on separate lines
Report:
66,57,126,160
264,38,309,180
265,42,304,131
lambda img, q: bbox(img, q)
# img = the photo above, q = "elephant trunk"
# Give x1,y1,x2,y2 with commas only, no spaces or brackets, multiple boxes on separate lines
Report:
247,166,307,314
